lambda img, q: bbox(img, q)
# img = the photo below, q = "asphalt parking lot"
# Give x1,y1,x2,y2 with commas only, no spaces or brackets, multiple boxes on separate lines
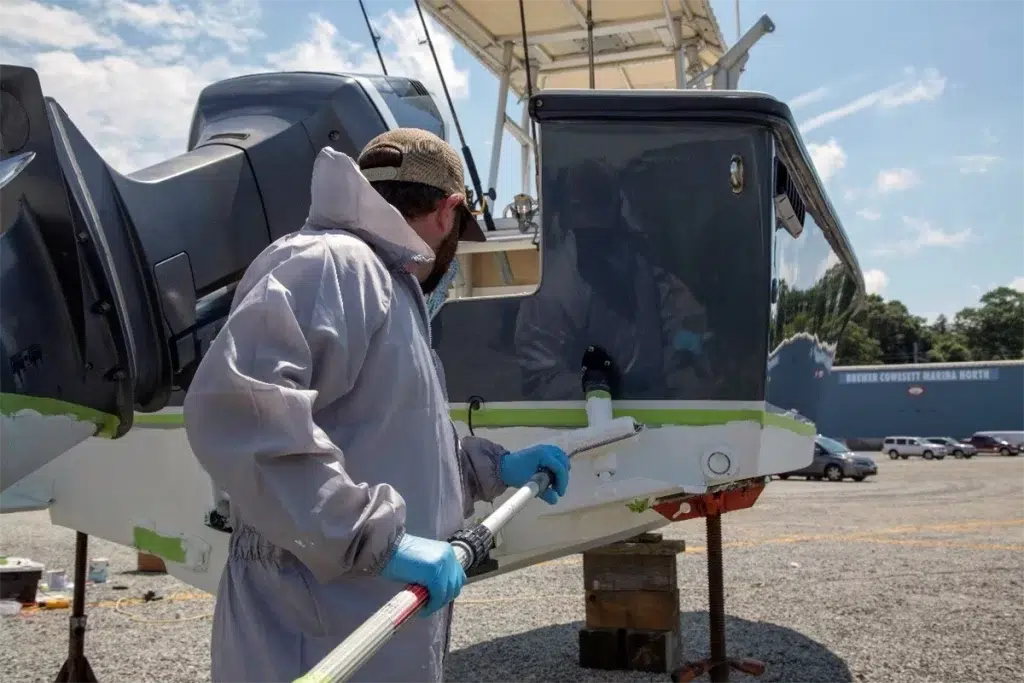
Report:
2,453,1022,682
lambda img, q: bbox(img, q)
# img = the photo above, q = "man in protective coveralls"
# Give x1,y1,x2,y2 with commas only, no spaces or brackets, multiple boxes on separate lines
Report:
183,128,571,683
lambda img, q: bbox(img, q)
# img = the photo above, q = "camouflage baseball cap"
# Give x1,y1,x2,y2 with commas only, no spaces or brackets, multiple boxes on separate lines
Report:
357,128,486,242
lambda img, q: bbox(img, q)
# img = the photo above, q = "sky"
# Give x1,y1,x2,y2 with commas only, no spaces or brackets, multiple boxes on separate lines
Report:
1,0,1022,321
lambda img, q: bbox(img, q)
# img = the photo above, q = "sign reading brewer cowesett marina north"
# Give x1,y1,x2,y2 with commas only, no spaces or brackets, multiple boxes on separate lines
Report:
838,367,1000,384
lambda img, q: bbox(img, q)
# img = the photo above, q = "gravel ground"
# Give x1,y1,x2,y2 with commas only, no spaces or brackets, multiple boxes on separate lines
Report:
2,454,1022,683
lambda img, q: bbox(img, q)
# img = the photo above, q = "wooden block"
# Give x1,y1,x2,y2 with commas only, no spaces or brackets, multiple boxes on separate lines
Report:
579,627,679,673
578,627,626,670
584,538,686,556
583,553,678,592
137,551,167,574
625,629,679,673
585,589,681,631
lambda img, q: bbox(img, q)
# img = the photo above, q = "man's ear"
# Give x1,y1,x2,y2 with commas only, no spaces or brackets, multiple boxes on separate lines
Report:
439,194,465,232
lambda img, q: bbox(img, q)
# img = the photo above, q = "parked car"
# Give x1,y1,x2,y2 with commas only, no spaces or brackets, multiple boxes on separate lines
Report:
975,431,1024,450
924,436,976,459
777,435,878,482
966,433,1021,456
882,436,947,460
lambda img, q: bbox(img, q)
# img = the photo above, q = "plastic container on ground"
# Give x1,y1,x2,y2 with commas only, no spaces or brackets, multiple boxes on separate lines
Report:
0,557,44,603
0,600,22,616
88,558,110,583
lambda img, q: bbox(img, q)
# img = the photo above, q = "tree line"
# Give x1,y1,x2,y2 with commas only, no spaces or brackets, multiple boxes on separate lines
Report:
835,285,1024,366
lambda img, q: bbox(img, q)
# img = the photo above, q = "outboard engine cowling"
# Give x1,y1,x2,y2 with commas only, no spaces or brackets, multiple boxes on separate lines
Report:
0,66,436,491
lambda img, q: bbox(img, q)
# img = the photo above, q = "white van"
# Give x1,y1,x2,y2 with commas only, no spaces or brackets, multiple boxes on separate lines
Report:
882,436,948,460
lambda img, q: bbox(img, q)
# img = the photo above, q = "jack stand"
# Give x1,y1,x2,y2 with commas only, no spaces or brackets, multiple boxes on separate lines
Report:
654,483,768,683
55,532,97,683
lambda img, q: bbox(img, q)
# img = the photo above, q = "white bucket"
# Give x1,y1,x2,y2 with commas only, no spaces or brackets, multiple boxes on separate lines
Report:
88,558,109,583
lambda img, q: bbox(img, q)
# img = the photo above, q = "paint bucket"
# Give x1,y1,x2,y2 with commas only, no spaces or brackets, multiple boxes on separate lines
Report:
88,558,109,584
46,569,67,591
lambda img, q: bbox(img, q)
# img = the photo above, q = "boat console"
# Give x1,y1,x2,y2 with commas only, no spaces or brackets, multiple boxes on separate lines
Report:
431,89,863,569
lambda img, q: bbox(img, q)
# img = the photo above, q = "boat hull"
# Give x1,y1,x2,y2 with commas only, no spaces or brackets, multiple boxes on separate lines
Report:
1,402,812,594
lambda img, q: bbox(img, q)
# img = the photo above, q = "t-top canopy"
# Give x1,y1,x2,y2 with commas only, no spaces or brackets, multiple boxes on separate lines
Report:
419,0,728,94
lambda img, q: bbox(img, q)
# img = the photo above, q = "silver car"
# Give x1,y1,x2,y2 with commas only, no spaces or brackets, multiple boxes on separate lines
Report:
882,436,947,460
778,435,879,482
924,436,976,459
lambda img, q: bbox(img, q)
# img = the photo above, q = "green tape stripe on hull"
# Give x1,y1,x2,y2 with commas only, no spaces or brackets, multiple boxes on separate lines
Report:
132,407,814,437
0,393,120,438
132,526,187,564
449,406,816,436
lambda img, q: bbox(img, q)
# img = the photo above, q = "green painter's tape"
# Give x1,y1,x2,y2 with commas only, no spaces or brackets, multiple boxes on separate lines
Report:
0,393,120,438
133,527,187,564
133,413,186,427
449,407,816,436
135,406,815,436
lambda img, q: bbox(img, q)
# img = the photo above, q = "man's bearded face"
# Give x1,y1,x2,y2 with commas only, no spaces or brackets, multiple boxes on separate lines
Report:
420,219,461,295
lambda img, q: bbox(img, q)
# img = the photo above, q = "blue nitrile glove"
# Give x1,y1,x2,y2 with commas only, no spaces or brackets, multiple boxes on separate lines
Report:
380,534,466,617
500,444,571,505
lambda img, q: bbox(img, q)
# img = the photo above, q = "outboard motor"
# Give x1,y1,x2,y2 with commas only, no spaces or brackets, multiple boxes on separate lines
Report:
0,66,447,491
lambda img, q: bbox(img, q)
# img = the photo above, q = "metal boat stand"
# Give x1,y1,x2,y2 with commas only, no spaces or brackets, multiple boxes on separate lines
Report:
54,532,98,683
654,482,768,682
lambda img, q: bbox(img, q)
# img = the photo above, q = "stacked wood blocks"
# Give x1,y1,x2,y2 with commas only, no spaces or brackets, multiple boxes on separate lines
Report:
579,532,686,673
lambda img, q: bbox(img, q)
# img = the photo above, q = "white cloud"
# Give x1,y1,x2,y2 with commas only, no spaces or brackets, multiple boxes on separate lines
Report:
2,0,122,50
842,188,860,202
1010,276,1024,293
267,9,468,102
863,269,889,296
789,86,829,111
799,67,946,134
0,0,470,174
982,127,998,146
871,216,973,257
875,168,920,193
808,138,846,182
956,154,1000,174
856,208,881,221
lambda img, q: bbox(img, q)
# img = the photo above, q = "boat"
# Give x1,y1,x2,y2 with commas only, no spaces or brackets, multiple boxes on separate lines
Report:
0,0,863,604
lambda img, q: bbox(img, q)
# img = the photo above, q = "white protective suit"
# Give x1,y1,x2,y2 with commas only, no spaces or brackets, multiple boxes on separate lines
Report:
183,147,509,683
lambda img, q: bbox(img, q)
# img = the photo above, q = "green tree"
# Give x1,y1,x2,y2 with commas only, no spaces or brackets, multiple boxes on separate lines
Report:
835,321,883,364
952,286,1024,360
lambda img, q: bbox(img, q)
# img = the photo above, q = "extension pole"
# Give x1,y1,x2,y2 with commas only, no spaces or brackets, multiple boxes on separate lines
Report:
295,418,643,683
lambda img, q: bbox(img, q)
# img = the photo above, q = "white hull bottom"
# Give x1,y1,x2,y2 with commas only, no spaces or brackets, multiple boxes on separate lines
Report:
1,403,814,595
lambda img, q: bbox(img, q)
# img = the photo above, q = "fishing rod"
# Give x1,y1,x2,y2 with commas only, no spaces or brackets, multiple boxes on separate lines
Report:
412,0,497,234
358,0,388,75
517,0,540,197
